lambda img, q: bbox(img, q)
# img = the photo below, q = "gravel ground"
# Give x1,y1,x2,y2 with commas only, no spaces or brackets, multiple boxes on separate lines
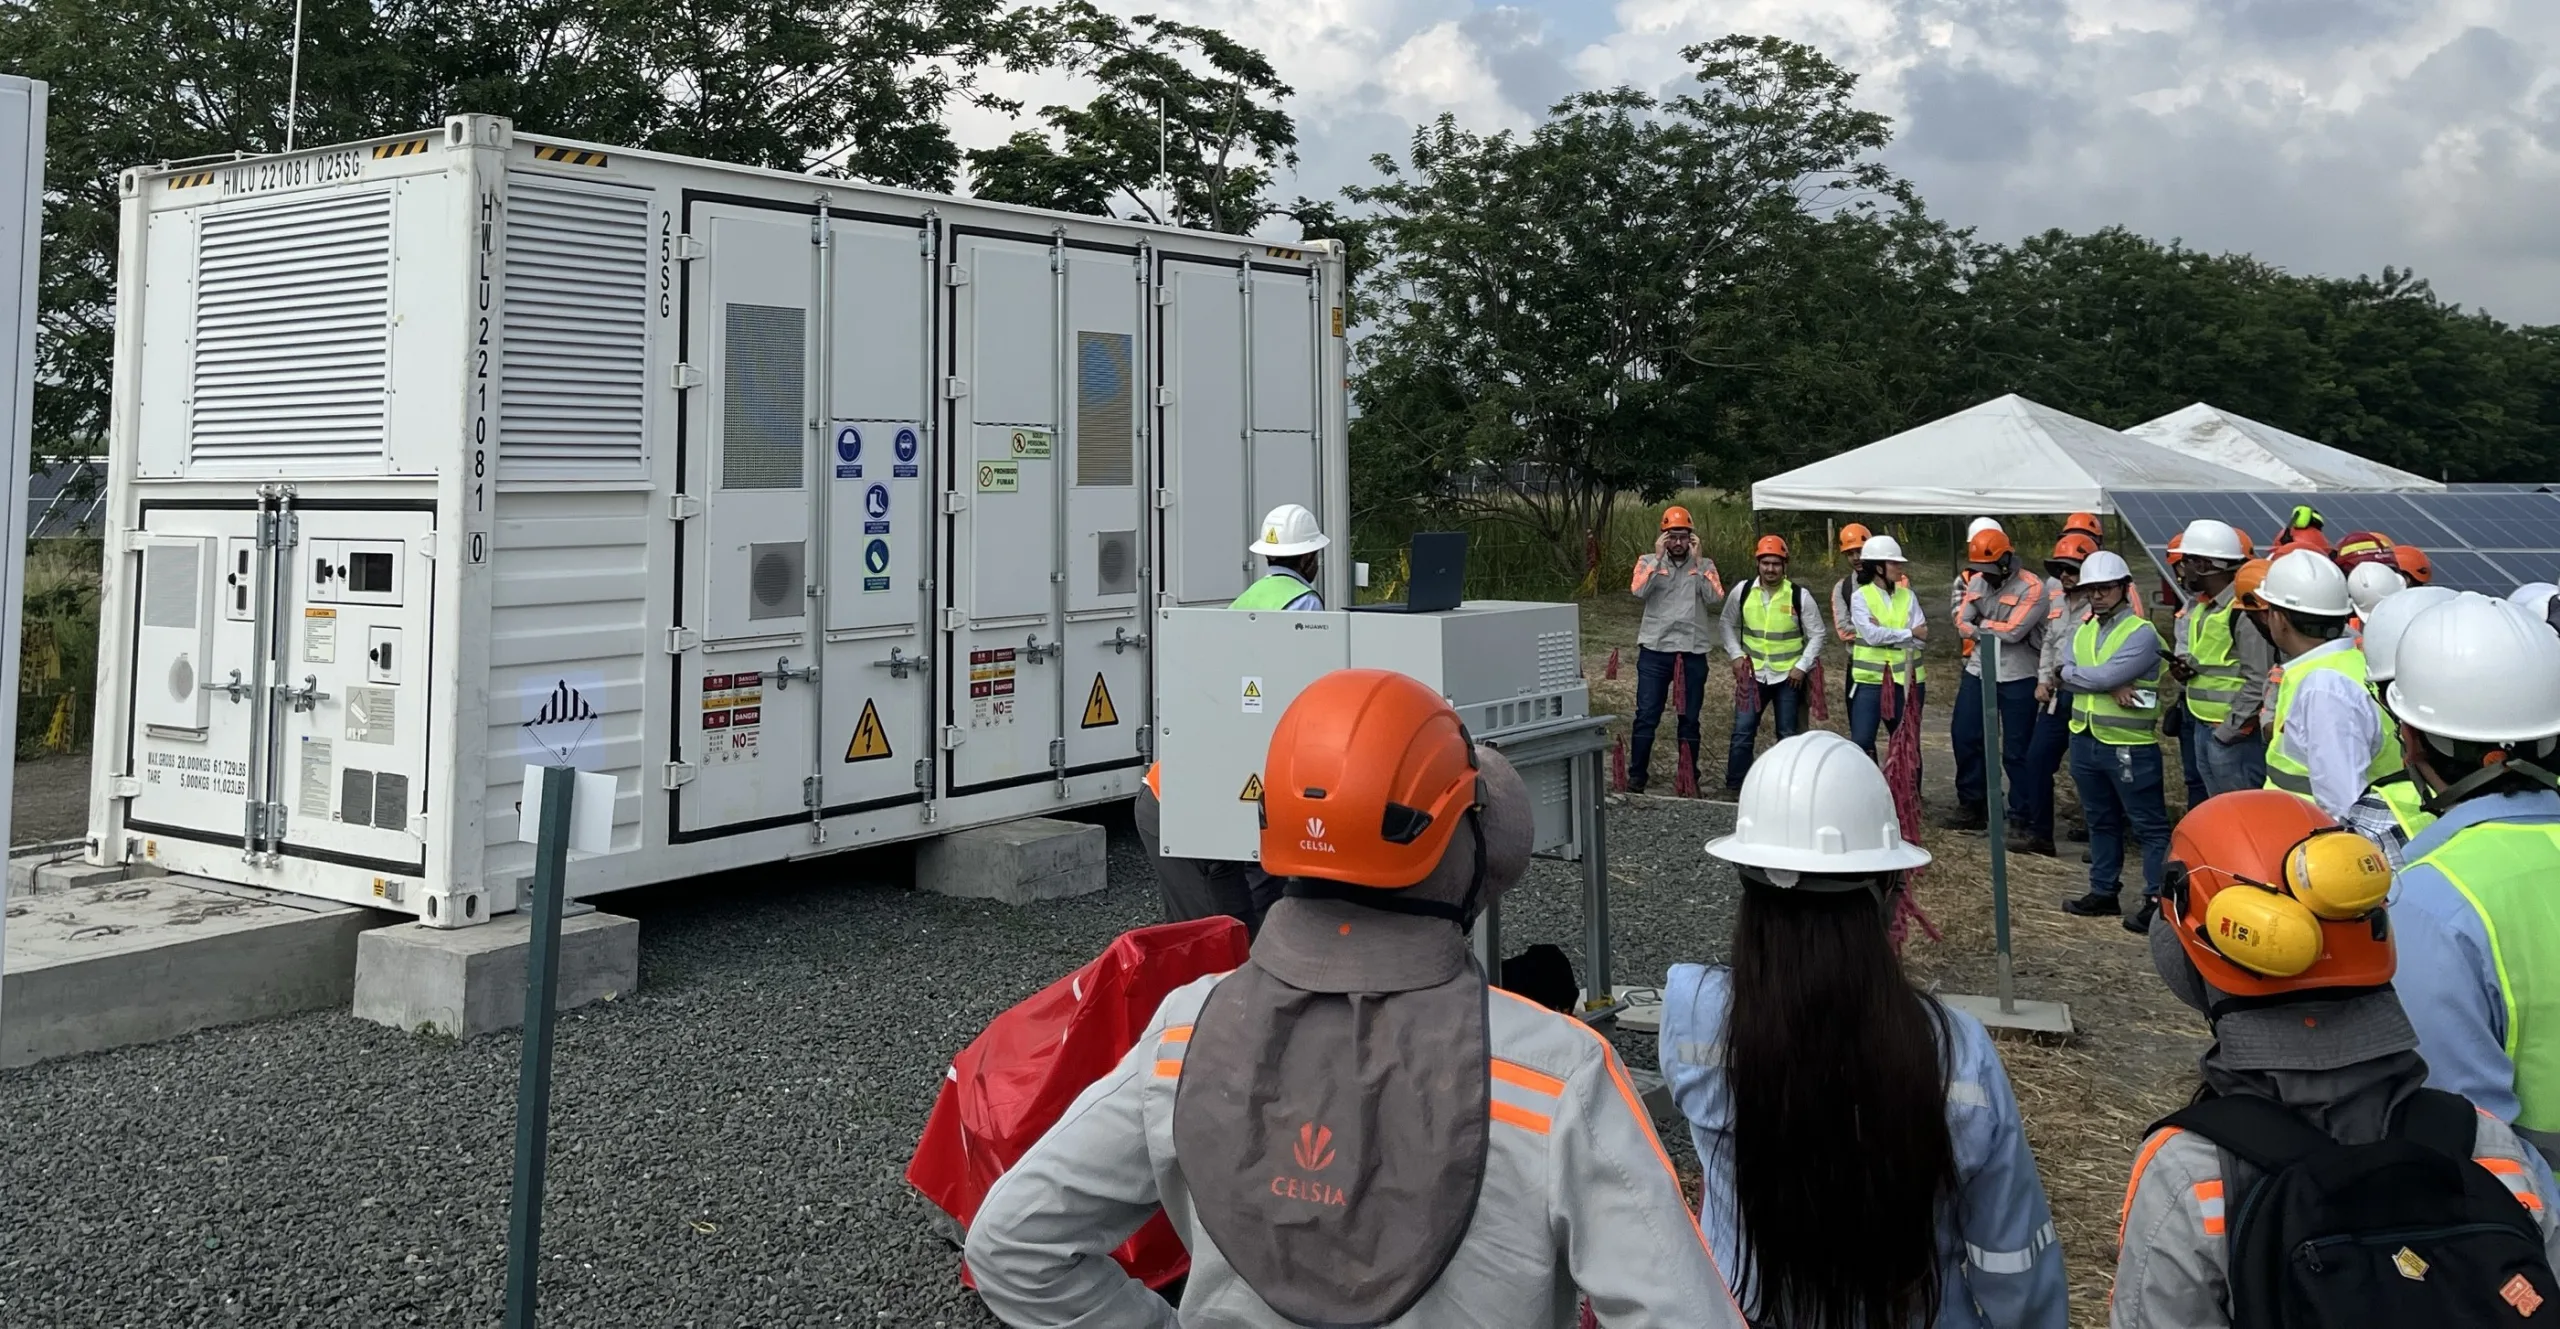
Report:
0,795,1743,1328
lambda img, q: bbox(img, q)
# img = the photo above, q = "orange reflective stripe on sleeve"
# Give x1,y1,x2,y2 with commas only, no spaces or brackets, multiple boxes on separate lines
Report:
1160,1025,1192,1044
2482,1157,2527,1175
1153,1060,1182,1078
2478,1156,2546,1210
2118,1128,2184,1245
1490,1099,1553,1135
1491,1059,1566,1097
1630,558,1653,593
2195,1178,2226,1236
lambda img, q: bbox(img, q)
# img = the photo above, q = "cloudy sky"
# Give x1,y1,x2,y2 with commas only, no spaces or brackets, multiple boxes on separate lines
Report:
951,0,2560,324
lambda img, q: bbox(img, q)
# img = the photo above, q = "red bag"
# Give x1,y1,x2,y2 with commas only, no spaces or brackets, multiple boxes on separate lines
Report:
908,917,1251,1291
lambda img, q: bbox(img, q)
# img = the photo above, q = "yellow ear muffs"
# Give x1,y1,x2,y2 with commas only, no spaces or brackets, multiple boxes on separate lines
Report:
2204,884,2325,978
2285,830,2393,920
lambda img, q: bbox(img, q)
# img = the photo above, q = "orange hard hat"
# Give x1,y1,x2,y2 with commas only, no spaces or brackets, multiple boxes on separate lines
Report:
2162,791,2395,998
2165,532,2185,565
2393,544,2434,585
2048,533,2098,565
1754,534,1789,560
2332,530,2397,572
1259,669,1482,889
2238,529,2256,556
1837,522,1871,554
2274,526,2333,557
2233,557,2273,610
2064,512,2104,540
1660,506,1694,533
1966,529,2013,565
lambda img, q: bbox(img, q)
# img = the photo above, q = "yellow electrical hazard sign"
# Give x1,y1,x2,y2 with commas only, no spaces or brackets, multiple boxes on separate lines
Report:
844,699,893,762
1238,773,1264,802
1081,674,1119,728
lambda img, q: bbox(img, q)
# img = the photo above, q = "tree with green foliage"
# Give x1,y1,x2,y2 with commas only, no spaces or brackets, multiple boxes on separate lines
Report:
1347,36,1914,580
965,1,1298,235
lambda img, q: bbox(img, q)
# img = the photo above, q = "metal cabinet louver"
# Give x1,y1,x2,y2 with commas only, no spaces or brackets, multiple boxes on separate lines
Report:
499,177,651,476
190,191,393,467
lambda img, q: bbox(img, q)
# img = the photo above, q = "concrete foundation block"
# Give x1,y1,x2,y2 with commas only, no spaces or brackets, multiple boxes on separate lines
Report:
916,816,1107,907
4,873,381,1068
352,911,639,1040
9,853,165,897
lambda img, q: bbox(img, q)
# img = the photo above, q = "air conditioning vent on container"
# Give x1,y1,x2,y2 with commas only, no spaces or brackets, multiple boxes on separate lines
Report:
721,303,807,490
191,191,393,468
748,541,805,620
143,541,202,630
501,177,650,478
1075,331,1135,487
1097,530,1136,595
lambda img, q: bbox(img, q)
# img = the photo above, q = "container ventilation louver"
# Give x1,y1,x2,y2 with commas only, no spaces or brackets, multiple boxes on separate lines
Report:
190,192,394,468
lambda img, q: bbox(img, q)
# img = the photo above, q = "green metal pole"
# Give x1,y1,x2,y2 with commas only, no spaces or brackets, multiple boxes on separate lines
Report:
1981,635,2016,1013
504,764,576,1329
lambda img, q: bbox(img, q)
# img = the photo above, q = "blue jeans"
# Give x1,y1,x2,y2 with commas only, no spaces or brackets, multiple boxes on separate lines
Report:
1952,671,2038,822
2177,708,2209,810
2068,733,2173,899
2195,720,2269,798
1848,679,1925,759
1630,648,1707,791
1726,677,1804,789
2020,703,2073,841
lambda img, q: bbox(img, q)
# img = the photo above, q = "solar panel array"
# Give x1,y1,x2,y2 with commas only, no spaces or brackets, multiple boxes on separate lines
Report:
2106,487,2560,595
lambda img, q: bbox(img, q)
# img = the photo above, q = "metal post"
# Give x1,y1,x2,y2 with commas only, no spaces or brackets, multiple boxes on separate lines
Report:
0,77,42,1040
1581,746,1612,1002
283,0,306,153
503,765,577,1329
1980,635,2015,1013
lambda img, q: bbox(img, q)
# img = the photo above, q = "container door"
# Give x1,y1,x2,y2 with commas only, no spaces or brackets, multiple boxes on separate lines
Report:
1247,265,1321,534
945,234,1064,791
680,206,820,833
1059,248,1148,774
818,213,935,812
125,509,263,847
1158,258,1248,607
274,510,435,872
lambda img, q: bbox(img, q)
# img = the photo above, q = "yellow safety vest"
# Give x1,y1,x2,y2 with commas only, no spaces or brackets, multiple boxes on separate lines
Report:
1850,583,1926,686
1740,581,1806,676
2071,611,2162,746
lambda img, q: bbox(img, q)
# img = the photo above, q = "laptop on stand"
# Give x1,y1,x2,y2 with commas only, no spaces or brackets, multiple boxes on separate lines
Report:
1352,531,1467,614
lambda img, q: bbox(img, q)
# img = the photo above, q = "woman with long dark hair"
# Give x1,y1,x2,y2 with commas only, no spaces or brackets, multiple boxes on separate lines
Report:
1661,731,2066,1327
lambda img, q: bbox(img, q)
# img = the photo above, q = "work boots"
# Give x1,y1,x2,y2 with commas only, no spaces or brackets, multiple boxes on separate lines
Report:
2061,891,2121,917
2007,830,2058,858
1940,804,1989,832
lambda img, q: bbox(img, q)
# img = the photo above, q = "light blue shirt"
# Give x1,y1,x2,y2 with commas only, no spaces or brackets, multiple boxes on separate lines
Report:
1658,964,2067,1329
2388,789,2560,1128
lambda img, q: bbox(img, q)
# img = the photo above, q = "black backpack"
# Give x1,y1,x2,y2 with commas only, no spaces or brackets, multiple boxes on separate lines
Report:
2154,1088,2560,1328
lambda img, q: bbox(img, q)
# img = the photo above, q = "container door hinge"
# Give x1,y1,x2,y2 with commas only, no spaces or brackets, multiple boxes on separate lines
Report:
663,762,698,791
943,376,970,399
942,491,969,515
1153,487,1172,510
112,775,141,800
674,233,708,261
802,775,823,809
945,265,970,287
913,758,935,791
1135,725,1153,761
671,362,706,391
120,530,149,554
667,493,703,522
940,725,966,750
1154,386,1174,407
1048,738,1067,770
941,607,968,632
665,626,701,655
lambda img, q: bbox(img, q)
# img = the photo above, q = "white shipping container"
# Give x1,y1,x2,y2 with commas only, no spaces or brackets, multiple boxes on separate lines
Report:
84,116,1351,927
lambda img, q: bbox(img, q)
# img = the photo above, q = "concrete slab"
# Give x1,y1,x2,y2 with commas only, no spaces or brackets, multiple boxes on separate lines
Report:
8,852,163,897
1941,992,2077,1036
352,911,639,1040
916,816,1106,907
3,870,382,1068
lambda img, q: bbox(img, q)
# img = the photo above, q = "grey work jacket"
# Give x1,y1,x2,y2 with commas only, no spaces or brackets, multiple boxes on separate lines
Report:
2110,1113,2560,1326
1630,553,1724,655
965,975,1747,1329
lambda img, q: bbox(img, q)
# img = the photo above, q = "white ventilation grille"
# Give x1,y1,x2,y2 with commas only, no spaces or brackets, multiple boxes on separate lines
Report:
1075,331,1135,486
722,304,807,490
501,178,650,477
191,191,393,467
142,542,202,630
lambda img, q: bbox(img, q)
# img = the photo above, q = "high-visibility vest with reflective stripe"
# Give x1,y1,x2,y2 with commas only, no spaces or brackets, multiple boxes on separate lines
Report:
2263,647,2401,798
1232,572,1315,611
2373,775,2436,841
2070,612,2161,745
2184,599,2248,725
1850,583,1927,686
2406,821,2560,1133
1740,580,1806,675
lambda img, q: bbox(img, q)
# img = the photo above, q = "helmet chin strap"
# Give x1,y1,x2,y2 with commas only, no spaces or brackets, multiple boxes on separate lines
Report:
2412,748,2560,816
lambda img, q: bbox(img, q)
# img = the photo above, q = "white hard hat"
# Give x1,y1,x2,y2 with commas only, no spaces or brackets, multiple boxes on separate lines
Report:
2078,550,2133,585
2178,518,2246,563
2385,593,2560,744
2258,548,2353,617
1859,534,1907,563
1248,503,1330,557
2345,560,2407,616
2360,585,2459,683
2509,582,2560,611
1966,518,2003,540
1706,731,1930,876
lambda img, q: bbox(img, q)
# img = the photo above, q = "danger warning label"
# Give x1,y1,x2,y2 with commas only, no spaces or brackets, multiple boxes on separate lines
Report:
845,699,893,762
1081,674,1119,729
1238,772,1263,802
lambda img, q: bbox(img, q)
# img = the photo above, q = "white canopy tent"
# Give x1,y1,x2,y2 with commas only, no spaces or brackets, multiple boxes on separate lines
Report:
2126,403,2442,492
1750,393,2272,515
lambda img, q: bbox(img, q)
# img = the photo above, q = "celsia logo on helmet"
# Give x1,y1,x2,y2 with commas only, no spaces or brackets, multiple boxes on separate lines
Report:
1300,816,1333,853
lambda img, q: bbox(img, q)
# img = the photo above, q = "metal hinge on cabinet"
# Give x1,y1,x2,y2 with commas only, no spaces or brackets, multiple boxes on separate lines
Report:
1048,738,1067,770
663,762,698,790
913,758,935,791
802,775,822,809
665,627,701,654
667,494,703,522
941,725,966,750
1154,386,1174,407
942,492,969,515
943,376,970,399
1135,725,1153,761
112,775,141,799
670,363,706,390
941,607,968,632
945,265,971,287
1153,488,1173,510
674,233,708,261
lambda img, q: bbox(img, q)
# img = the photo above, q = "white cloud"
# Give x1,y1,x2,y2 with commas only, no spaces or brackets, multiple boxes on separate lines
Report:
945,0,2560,320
